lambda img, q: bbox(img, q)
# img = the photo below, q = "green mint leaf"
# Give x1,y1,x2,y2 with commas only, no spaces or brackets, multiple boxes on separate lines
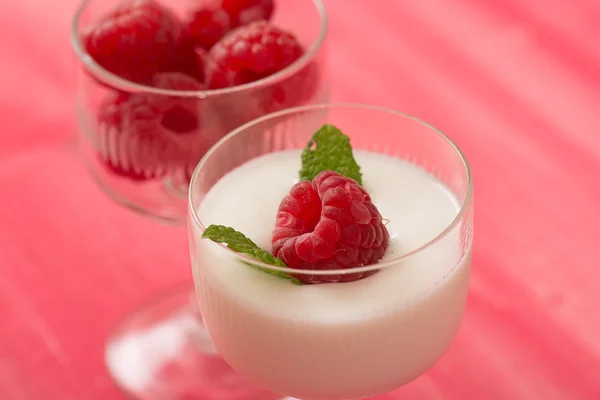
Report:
299,124,362,185
201,225,303,285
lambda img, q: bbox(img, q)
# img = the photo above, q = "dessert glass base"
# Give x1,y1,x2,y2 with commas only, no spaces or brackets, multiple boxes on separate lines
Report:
105,286,286,400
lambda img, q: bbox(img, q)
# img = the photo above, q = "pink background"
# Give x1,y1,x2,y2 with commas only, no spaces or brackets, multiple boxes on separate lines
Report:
1,0,600,398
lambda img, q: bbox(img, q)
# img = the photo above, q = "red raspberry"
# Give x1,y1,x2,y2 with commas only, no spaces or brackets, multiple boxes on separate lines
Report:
82,0,184,83
164,30,207,83
272,171,390,284
184,6,231,50
205,21,304,89
220,0,274,28
96,73,212,182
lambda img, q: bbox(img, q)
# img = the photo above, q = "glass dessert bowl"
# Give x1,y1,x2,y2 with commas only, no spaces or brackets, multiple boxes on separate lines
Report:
188,103,474,399
70,0,328,398
72,0,328,221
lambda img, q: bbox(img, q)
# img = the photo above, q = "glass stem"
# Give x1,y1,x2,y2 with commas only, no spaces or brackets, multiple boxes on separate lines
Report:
185,293,217,353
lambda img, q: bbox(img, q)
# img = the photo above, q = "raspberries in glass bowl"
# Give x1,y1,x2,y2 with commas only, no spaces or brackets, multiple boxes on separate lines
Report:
73,0,326,218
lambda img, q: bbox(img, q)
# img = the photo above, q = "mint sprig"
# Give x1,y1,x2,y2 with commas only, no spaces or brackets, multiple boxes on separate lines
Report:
299,124,362,184
201,225,303,285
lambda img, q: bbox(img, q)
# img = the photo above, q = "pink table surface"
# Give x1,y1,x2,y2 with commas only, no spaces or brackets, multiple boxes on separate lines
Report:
1,0,600,399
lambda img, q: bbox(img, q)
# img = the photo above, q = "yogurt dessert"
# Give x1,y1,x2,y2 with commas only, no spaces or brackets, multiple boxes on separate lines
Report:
190,124,472,399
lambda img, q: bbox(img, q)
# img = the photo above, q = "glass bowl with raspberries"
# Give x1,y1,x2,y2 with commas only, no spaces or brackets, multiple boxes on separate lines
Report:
72,0,327,221
70,0,327,399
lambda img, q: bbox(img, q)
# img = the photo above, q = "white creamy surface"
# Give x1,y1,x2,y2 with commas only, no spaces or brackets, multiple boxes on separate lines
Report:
195,149,463,321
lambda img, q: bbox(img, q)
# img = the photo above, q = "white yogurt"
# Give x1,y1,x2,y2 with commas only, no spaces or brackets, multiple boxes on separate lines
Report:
191,150,471,399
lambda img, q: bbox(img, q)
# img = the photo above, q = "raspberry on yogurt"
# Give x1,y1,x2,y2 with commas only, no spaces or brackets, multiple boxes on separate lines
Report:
272,171,390,284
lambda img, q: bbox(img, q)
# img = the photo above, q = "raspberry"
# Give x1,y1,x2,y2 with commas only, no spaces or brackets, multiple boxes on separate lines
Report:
164,30,207,83
220,0,275,28
184,6,231,50
82,0,184,83
205,21,304,89
96,73,209,182
272,171,390,284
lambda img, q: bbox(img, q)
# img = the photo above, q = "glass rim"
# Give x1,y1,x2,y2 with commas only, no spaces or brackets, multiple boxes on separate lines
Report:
189,103,474,276
70,0,328,98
